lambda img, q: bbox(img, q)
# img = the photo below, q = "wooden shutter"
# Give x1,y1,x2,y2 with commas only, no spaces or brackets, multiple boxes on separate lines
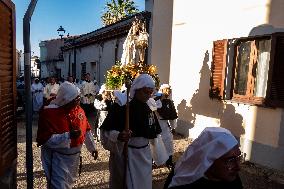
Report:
0,0,17,175
209,39,227,99
267,35,284,107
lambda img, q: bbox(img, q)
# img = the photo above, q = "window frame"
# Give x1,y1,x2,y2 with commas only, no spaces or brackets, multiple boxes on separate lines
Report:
231,36,271,105
210,32,284,108
81,62,86,77
209,39,227,99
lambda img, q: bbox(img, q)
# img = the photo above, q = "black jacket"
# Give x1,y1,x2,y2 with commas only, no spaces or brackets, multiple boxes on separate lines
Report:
100,97,161,139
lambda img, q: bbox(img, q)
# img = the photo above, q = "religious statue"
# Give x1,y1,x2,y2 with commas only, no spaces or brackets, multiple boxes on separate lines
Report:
121,18,149,66
136,21,149,63
105,17,159,91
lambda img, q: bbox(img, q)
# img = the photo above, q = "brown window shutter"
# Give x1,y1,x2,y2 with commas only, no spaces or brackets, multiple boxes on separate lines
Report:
209,39,228,99
0,0,17,175
267,35,284,107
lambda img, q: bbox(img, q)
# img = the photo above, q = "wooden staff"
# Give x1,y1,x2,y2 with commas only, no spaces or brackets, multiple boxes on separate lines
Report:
123,79,131,189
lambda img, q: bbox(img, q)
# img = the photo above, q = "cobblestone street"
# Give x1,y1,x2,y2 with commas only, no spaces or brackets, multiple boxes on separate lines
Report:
17,113,284,189
16,113,184,189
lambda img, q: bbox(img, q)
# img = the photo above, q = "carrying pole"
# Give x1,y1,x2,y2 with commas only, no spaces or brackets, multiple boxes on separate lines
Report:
23,0,38,188
123,79,131,189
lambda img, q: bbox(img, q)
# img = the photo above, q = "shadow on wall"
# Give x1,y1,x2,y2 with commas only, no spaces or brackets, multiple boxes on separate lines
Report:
249,24,284,36
176,99,195,136
220,104,244,140
176,51,245,138
268,0,284,28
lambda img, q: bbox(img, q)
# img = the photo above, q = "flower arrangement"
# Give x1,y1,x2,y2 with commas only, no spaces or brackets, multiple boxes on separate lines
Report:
105,61,160,90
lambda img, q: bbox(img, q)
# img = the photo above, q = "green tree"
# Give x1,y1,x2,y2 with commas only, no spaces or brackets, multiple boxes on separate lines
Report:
101,0,139,26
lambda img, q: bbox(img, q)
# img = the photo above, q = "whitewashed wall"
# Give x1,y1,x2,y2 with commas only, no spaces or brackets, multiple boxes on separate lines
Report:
147,0,173,83
148,0,284,170
39,39,65,79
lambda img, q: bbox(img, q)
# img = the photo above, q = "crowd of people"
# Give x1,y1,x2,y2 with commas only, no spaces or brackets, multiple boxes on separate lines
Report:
33,73,244,189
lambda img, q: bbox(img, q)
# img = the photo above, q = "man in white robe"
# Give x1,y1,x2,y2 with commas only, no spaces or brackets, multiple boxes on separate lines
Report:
43,77,60,102
100,74,162,189
31,78,44,112
80,73,98,130
80,73,97,105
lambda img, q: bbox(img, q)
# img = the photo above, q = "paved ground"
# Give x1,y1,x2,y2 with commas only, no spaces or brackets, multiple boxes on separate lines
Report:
17,112,284,189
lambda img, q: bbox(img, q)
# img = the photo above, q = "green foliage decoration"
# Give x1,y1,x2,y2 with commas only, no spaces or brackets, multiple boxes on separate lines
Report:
105,61,160,90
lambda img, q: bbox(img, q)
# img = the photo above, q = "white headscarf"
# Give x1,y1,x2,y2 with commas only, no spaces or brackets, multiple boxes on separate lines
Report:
50,81,80,107
159,83,171,93
169,127,238,188
99,84,106,94
111,74,155,106
129,74,155,99
113,90,127,106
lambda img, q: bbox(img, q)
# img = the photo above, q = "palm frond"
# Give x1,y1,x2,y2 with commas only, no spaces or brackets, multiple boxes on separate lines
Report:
101,0,139,26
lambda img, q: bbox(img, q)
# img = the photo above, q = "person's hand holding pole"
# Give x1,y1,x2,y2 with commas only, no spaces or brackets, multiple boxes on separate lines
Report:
118,130,132,142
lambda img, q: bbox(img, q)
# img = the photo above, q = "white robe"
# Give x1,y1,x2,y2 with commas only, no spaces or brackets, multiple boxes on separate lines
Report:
41,131,96,189
31,83,44,111
43,83,60,99
80,81,97,104
94,99,109,140
156,115,177,157
154,99,177,157
101,130,152,189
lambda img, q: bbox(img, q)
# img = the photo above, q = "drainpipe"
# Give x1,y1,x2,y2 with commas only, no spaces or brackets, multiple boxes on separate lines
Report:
114,39,119,63
73,46,76,79
23,0,38,188
98,43,104,84
68,52,71,76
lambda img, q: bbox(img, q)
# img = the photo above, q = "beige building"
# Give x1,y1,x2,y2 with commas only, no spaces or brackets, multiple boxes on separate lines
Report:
39,38,65,79
61,12,151,85
147,0,284,171
39,12,150,86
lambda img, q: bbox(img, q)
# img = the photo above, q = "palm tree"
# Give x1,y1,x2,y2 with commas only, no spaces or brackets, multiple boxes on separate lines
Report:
101,0,139,26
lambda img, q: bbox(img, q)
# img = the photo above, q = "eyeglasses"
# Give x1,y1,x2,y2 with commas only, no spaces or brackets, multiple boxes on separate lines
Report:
225,153,246,170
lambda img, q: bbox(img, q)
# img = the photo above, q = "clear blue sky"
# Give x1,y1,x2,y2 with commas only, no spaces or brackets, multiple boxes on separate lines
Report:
14,0,145,56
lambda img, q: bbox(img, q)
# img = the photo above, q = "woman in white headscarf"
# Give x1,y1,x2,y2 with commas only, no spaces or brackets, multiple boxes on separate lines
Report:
164,127,243,189
154,84,178,169
100,74,162,189
37,81,98,189
93,84,114,140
